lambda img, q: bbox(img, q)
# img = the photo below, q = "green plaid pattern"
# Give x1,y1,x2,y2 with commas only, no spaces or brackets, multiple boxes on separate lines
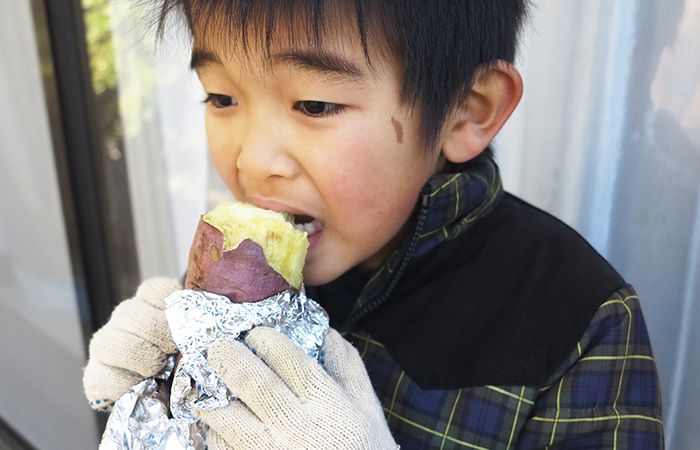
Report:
344,286,662,449
339,161,663,448
415,159,503,258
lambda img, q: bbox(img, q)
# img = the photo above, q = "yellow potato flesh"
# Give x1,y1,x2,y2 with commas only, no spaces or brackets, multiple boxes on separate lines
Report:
203,202,308,289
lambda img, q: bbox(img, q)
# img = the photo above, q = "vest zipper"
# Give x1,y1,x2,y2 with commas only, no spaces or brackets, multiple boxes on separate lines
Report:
341,188,430,332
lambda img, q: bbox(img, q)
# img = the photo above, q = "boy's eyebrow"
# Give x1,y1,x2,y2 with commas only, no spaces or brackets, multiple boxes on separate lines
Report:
271,50,366,80
190,48,367,81
190,50,222,71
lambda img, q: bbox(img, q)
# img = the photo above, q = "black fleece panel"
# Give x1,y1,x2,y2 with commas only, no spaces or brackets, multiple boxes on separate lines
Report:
358,193,625,389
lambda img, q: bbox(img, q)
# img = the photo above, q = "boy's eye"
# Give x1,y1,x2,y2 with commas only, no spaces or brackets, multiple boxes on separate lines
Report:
204,94,237,108
295,101,344,117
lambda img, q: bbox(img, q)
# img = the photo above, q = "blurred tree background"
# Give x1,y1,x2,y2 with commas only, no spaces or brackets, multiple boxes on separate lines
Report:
81,0,141,303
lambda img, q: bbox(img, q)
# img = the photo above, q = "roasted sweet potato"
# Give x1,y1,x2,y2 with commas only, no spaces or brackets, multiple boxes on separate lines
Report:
185,202,308,302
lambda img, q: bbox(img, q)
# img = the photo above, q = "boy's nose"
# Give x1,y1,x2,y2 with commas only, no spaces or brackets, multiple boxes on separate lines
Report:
236,118,300,184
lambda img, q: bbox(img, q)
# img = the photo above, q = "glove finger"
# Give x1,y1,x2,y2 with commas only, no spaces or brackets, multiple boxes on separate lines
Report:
83,359,142,411
205,429,234,450
244,327,335,400
110,297,177,354
198,400,276,449
207,338,303,426
321,328,377,403
134,277,182,310
89,326,168,377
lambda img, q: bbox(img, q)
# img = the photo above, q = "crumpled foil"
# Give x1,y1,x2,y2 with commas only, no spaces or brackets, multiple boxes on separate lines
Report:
99,289,329,450
165,289,329,421
98,377,206,450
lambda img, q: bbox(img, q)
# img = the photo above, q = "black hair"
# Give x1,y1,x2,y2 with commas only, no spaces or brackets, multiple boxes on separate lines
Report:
151,0,529,154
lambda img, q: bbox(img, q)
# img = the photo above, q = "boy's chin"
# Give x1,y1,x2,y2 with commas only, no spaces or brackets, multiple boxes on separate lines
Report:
302,262,346,287
302,269,332,287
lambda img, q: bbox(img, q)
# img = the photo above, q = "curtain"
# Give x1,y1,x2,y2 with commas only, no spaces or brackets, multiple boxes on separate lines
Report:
496,1,700,447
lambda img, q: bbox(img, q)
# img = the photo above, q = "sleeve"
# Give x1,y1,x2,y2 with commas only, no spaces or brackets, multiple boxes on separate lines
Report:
515,285,664,449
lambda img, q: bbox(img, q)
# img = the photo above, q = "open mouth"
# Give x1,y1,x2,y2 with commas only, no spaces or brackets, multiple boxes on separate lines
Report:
293,215,324,235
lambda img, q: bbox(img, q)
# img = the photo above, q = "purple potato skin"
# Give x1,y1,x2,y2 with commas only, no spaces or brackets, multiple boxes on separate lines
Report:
185,218,292,303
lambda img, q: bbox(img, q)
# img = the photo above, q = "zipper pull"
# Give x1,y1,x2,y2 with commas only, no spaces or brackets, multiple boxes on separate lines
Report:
420,186,430,208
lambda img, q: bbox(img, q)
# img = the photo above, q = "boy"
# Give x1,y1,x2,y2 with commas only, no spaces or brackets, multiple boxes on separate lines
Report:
83,0,664,448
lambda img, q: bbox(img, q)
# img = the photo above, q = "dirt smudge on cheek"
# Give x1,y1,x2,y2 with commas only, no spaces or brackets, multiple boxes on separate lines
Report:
391,116,404,144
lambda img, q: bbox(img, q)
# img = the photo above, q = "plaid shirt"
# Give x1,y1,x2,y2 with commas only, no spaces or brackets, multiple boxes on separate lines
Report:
334,159,664,449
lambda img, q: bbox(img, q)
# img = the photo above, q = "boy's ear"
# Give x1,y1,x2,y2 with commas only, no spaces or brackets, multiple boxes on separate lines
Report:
441,61,523,163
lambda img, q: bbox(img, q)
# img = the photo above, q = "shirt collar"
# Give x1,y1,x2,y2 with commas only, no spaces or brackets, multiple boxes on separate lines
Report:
415,157,503,258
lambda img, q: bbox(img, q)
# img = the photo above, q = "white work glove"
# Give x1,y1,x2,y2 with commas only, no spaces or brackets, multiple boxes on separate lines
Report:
197,327,399,450
83,277,181,411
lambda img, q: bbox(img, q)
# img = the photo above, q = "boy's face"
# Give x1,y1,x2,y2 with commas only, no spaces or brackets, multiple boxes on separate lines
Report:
194,30,444,286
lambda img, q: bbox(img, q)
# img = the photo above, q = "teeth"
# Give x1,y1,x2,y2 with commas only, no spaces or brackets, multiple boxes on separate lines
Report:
294,219,323,235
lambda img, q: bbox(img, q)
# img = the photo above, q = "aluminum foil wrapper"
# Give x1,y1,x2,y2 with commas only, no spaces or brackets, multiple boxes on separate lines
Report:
99,288,329,450
165,289,329,421
99,377,206,450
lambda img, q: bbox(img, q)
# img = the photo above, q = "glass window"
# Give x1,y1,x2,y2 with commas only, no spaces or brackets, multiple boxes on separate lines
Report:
0,1,100,447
